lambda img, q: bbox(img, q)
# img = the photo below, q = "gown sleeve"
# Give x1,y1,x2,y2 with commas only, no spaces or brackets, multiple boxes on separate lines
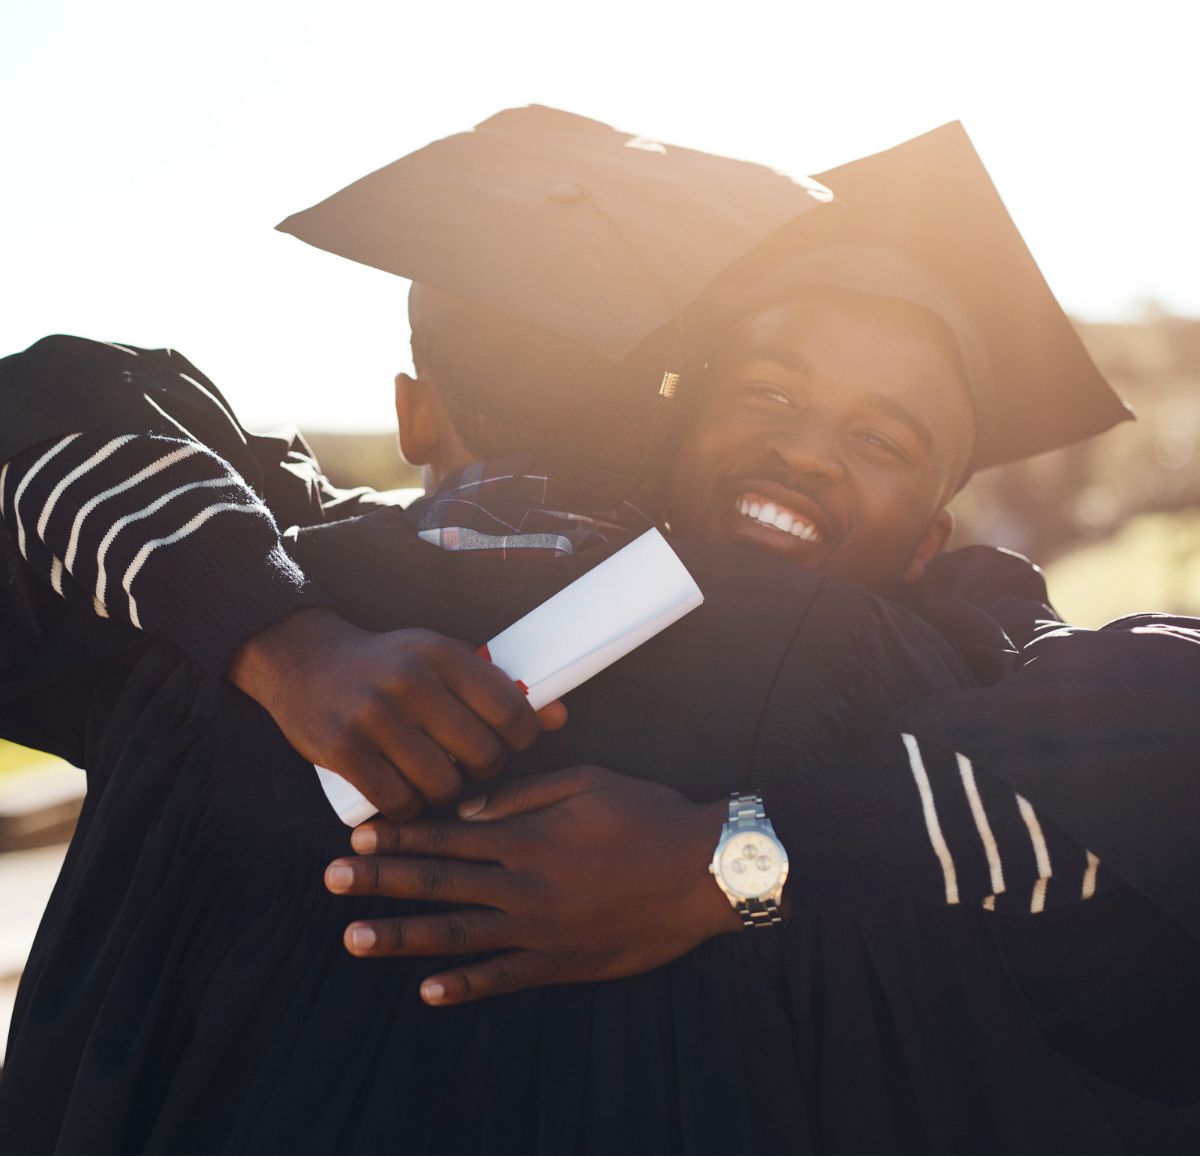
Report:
771,546,1200,929
751,566,1098,918
0,334,395,674
889,613,1200,938
0,433,326,676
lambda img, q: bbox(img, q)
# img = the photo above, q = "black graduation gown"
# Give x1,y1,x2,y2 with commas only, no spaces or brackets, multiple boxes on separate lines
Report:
1,510,1194,1155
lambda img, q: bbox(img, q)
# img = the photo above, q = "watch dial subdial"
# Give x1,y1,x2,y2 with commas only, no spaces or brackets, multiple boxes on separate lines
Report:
719,831,783,898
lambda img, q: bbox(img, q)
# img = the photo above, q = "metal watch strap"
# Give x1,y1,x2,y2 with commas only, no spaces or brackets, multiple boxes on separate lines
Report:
727,792,785,929
728,792,766,825
737,895,783,928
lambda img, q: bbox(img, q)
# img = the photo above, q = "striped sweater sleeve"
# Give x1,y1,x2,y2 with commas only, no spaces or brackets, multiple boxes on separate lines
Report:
0,431,329,674
767,731,1103,915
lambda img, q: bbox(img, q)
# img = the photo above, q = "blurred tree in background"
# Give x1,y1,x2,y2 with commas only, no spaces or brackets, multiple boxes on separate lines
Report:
951,308,1200,623
303,430,421,493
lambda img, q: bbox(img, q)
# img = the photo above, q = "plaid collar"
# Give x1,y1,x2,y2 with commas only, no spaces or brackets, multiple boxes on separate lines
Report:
408,454,662,557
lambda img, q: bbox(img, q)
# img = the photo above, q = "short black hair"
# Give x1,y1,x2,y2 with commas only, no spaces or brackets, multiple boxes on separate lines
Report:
409,324,551,461
408,283,678,506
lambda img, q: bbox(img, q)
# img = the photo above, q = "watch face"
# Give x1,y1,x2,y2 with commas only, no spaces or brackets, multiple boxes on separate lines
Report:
717,830,785,899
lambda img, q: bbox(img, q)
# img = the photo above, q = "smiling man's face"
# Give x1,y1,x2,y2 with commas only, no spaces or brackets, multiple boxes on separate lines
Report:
664,288,976,592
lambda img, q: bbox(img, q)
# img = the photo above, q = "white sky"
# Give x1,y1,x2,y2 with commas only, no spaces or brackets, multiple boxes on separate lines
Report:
3,0,1198,430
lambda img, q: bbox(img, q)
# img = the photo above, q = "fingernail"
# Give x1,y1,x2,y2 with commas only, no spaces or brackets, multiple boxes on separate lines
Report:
458,796,485,819
349,925,376,951
421,981,445,1003
326,864,355,891
350,827,377,853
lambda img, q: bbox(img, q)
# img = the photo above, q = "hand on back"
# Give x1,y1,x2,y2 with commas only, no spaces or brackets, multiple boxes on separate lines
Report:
228,606,566,820
324,764,743,1003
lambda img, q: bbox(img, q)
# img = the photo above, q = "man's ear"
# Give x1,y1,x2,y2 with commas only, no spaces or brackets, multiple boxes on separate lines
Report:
900,508,954,584
394,372,441,466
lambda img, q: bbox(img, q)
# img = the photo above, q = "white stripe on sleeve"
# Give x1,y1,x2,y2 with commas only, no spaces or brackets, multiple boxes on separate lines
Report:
64,443,200,572
122,502,261,627
902,733,960,905
94,476,236,611
10,435,83,557
35,435,136,543
1082,850,1101,900
956,752,1006,896
1016,794,1053,913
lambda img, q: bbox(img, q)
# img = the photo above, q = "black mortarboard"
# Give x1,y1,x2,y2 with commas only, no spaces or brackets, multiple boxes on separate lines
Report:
798,122,1133,470
276,105,831,460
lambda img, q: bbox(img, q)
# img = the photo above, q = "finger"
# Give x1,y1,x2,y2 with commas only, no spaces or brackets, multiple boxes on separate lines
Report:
414,696,507,781
334,747,423,823
366,716,464,807
419,950,551,1005
350,815,505,862
342,909,515,958
535,701,568,732
456,765,598,822
325,855,504,906
438,646,542,754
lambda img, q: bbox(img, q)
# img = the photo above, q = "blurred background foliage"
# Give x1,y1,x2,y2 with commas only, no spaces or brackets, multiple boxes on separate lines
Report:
306,308,1200,629
952,308,1200,625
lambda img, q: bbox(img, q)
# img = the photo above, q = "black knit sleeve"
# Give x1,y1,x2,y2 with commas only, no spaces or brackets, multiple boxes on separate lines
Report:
0,432,329,676
0,335,393,674
0,333,389,533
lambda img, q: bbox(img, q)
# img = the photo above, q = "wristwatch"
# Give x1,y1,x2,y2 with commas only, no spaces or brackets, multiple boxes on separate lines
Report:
709,792,789,928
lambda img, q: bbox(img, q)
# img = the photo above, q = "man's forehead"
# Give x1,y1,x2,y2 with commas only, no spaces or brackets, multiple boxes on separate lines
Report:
714,290,961,370
746,285,925,326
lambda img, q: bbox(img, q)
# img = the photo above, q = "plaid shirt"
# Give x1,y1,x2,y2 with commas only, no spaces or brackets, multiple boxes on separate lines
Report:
409,455,662,557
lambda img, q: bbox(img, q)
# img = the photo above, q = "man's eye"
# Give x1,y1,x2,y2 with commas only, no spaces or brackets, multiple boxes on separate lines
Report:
856,429,907,460
742,382,793,407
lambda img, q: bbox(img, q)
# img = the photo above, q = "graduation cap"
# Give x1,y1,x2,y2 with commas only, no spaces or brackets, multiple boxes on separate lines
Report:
276,105,831,499
793,122,1134,471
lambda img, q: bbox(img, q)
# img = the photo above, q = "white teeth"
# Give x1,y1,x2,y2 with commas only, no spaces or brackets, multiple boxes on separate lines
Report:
735,494,822,543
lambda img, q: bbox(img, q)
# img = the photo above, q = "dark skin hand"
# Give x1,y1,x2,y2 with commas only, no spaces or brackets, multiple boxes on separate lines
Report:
324,764,744,1004
229,606,567,821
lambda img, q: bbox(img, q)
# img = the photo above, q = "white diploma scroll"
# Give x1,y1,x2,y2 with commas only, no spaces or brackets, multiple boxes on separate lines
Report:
316,528,704,826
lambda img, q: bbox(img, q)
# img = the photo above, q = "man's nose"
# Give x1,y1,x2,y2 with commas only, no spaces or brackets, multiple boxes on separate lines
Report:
766,422,846,482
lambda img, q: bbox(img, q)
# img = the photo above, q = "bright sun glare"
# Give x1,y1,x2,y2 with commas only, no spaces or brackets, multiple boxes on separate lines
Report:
3,0,1197,430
